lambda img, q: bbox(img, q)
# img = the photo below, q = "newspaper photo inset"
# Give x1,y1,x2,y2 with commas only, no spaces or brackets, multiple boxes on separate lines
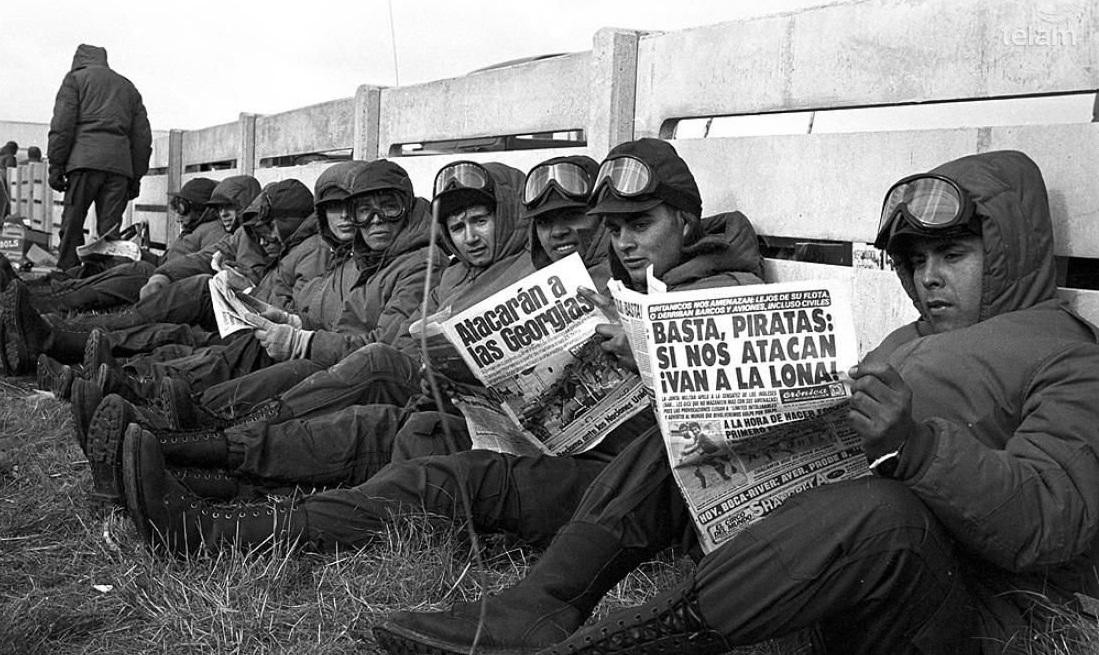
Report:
609,277,867,553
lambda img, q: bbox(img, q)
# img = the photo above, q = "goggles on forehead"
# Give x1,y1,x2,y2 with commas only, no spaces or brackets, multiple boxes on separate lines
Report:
433,161,494,199
350,191,407,226
169,197,193,215
592,155,656,200
874,174,976,249
523,161,593,206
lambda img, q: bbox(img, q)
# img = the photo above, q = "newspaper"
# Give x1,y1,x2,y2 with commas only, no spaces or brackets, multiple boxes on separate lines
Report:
207,270,275,337
435,253,650,456
609,277,868,553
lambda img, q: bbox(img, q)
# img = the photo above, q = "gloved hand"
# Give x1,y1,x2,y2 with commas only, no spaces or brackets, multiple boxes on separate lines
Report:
139,273,172,300
249,313,313,361
48,168,67,192
127,179,141,200
259,307,303,329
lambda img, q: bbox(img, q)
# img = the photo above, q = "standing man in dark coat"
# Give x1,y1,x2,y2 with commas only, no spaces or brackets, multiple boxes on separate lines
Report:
48,44,152,270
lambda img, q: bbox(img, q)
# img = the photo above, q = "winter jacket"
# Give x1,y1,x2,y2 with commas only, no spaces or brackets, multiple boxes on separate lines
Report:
47,45,152,180
163,211,224,262
155,175,261,281
428,162,534,317
241,180,328,309
610,211,765,291
307,195,445,364
292,161,379,329
867,150,1099,602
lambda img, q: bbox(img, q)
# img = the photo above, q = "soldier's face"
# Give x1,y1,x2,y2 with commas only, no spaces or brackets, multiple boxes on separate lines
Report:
446,206,496,267
218,207,237,232
324,203,356,243
535,209,600,263
904,235,984,334
604,205,687,287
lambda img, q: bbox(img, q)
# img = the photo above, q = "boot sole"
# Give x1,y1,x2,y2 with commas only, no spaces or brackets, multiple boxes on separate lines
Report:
86,395,131,509
2,286,27,375
121,424,154,544
84,328,110,371
69,381,101,454
372,623,539,655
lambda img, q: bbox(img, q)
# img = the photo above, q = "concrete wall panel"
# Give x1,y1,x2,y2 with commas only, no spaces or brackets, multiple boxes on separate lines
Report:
672,122,1099,257
379,53,591,153
182,122,238,166
634,0,1098,137
255,98,355,159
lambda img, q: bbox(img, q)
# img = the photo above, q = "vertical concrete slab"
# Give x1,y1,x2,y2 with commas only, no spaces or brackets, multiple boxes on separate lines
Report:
353,85,383,161
166,129,184,247
588,28,639,156
239,113,257,176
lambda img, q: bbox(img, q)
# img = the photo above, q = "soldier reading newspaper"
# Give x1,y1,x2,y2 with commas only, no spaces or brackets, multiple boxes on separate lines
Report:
610,273,863,551
428,253,649,456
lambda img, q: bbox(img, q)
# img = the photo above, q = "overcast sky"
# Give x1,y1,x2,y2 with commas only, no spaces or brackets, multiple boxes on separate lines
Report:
3,0,840,131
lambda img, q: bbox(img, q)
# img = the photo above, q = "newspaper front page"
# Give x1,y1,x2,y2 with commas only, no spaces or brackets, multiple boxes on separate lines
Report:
436,254,650,456
609,277,868,553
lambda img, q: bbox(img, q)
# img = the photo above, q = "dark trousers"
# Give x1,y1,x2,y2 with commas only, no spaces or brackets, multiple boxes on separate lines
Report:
30,260,154,314
526,431,1020,653
301,433,610,552
57,170,130,269
297,414,661,553
200,342,421,421
227,403,413,486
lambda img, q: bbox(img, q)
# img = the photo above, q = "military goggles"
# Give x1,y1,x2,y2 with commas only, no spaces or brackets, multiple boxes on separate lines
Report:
433,161,494,199
523,161,593,206
874,174,976,249
592,155,656,199
350,191,407,226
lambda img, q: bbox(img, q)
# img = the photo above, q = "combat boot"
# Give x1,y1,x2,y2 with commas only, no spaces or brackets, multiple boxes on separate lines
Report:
122,425,306,556
85,393,173,507
374,522,649,655
170,467,242,501
37,354,76,398
96,362,156,404
83,328,116,372
2,280,51,374
156,376,288,431
70,377,104,453
0,253,20,292
535,574,732,655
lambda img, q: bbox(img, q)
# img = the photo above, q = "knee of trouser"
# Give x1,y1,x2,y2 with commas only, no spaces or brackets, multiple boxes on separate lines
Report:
329,343,409,384
392,412,469,462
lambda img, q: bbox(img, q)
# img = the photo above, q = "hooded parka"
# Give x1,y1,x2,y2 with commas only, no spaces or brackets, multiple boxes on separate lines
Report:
47,45,152,181
163,177,222,261
242,179,329,309
868,150,1099,607
154,175,262,282
302,160,446,364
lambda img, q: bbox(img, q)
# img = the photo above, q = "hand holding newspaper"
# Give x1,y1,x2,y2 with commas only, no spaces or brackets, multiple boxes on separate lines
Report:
608,276,867,553
207,270,277,337
436,254,651,457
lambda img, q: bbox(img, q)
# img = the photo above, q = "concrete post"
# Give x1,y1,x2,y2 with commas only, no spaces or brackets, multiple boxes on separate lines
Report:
353,85,383,160
239,112,257,175
588,28,640,156
166,129,184,247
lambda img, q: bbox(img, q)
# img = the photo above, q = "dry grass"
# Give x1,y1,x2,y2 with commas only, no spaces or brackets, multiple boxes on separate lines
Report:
0,378,1096,654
